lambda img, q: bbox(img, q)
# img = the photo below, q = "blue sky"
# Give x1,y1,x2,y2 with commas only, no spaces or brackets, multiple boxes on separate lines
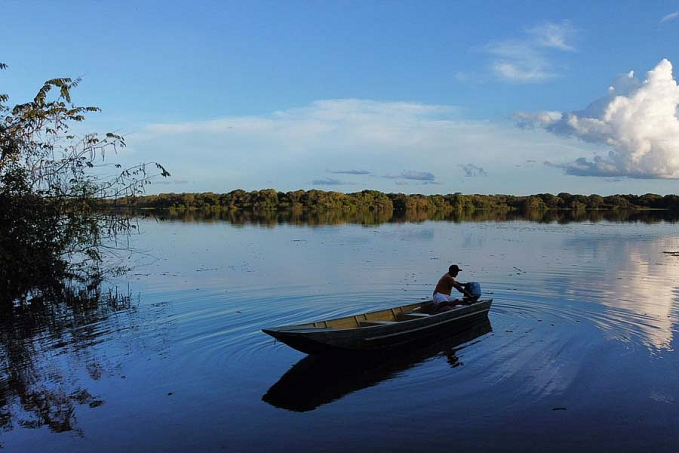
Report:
2,0,679,195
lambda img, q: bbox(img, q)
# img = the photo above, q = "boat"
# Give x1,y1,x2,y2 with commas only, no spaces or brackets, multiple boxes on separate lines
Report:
262,298,492,355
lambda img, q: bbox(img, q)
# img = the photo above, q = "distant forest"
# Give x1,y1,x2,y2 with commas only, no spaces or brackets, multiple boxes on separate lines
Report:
110,189,679,213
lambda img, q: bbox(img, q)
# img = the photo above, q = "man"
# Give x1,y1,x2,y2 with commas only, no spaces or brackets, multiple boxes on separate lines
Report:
433,264,475,311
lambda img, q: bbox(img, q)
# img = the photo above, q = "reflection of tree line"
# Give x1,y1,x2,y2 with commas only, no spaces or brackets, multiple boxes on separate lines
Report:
129,206,679,226
0,289,135,438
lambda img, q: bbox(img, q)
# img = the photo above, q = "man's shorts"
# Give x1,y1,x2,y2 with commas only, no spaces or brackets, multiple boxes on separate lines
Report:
433,292,458,305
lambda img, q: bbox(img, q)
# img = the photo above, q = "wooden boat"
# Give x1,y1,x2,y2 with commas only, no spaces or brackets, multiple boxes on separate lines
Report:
262,298,492,355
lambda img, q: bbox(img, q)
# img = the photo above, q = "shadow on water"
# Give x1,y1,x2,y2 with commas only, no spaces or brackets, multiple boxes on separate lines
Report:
262,319,492,412
129,207,679,226
0,289,136,437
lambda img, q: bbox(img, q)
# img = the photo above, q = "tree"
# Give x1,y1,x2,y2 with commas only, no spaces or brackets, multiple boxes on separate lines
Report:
0,64,169,305
588,194,604,209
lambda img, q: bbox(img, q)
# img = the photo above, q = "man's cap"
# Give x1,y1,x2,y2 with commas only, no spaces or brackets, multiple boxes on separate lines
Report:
449,264,462,272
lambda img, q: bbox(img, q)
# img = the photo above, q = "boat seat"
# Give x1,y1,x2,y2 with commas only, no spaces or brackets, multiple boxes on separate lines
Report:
400,312,431,320
359,320,397,327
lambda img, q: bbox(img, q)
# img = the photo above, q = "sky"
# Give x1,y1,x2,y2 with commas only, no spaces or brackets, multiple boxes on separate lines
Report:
2,0,679,195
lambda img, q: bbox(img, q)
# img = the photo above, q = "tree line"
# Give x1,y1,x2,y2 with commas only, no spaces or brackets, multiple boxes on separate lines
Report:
111,190,679,213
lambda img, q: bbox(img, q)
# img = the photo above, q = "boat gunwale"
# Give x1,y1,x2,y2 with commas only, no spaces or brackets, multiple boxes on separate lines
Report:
264,299,493,334
364,305,492,341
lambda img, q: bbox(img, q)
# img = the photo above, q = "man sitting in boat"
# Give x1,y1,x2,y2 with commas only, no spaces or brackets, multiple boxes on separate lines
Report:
433,265,475,312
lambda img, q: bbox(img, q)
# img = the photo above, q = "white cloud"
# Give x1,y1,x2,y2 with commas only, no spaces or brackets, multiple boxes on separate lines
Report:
127,98,601,194
492,60,553,83
515,59,679,178
661,11,679,23
514,110,562,129
486,20,576,83
528,22,576,51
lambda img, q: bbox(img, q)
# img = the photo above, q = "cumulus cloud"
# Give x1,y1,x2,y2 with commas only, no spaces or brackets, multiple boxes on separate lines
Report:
661,11,679,23
514,111,563,129
515,59,679,179
487,20,576,83
515,69,641,130
459,164,487,177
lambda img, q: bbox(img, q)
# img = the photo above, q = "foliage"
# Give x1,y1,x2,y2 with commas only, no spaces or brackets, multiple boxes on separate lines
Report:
0,64,169,305
115,189,679,214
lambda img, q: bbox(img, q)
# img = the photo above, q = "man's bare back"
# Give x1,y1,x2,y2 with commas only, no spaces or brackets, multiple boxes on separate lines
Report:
434,273,457,296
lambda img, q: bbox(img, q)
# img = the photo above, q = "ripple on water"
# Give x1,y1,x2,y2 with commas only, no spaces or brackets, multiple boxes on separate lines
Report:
6,219,679,453
136,287,416,373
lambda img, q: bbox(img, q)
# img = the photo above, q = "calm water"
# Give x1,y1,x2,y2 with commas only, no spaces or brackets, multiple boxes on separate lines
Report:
2,214,678,452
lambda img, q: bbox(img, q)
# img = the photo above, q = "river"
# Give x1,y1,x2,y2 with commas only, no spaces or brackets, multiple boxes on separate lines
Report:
1,212,677,452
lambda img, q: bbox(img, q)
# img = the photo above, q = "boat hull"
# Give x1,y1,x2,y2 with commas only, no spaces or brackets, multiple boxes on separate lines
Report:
263,299,492,355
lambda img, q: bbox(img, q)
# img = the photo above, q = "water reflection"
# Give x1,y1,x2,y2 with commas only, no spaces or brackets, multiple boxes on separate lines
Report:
130,208,679,226
5,212,679,451
262,320,492,412
562,234,679,350
0,290,136,437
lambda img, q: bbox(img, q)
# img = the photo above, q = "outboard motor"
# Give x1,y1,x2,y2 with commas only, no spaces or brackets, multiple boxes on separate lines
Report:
463,282,482,301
